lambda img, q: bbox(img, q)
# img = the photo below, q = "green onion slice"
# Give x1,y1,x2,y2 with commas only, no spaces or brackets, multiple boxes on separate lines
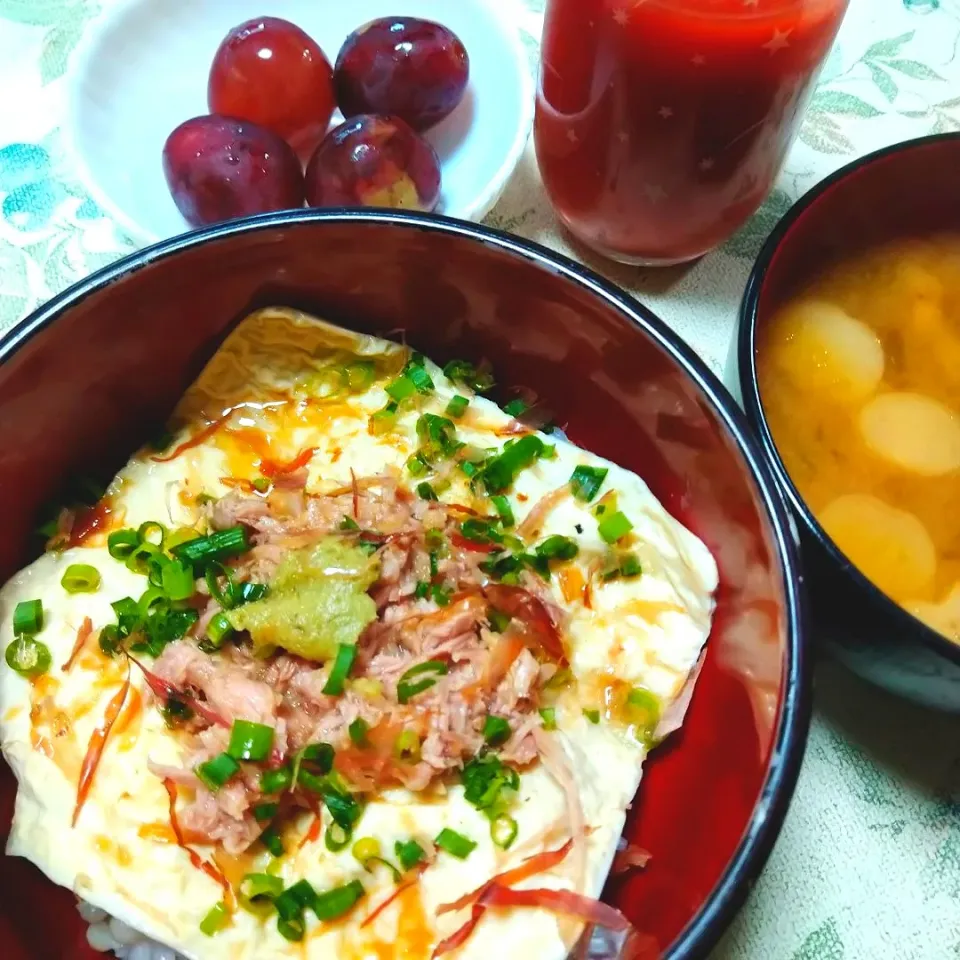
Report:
12,599,43,635
5,635,51,678
369,402,399,435
325,820,351,852
539,707,557,731
348,717,369,747
442,359,494,393
240,872,284,902
172,525,250,567
259,824,285,858
570,465,608,502
322,643,357,696
445,394,469,418
397,659,448,704
61,564,101,594
435,827,477,859
395,839,426,872
199,901,230,937
490,813,519,850
228,719,275,762
416,481,438,501
488,608,511,633
196,752,240,791
583,708,601,724
395,729,421,763
385,375,416,402
205,612,235,650
503,398,528,418
313,879,365,921
107,529,139,560
490,495,515,528
252,802,278,822
598,511,634,544
481,435,545,494
626,687,661,741
536,535,579,561
162,560,195,601
483,715,511,746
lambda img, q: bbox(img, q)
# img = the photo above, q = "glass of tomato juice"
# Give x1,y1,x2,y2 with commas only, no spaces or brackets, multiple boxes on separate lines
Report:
535,0,849,265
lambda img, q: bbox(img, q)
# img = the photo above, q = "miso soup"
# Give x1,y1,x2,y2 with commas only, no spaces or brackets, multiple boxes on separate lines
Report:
758,236,960,645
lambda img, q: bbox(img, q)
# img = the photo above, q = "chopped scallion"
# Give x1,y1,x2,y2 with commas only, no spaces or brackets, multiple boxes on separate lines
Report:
107,529,139,560
5,635,51,678
172,525,250,567
394,729,421,763
61,564,101,594
12,599,42,635
435,827,476,859
539,707,557,730
205,612,235,649
491,495,515,528
161,559,195,601
348,717,369,747
598,511,634,544
397,659,448,704
416,481,438,501
199,902,230,937
312,879,365,921
252,802,278,822
503,398,528,418
196,752,240,791
395,838,426,871
490,813,518,850
583,708,601,724
228,719,275,762
259,824,285,858
445,394,469,418
322,643,357,696
570,465,608,502
483,715,511,747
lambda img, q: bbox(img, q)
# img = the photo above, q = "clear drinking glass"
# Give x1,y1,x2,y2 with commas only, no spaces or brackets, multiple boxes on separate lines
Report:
534,0,850,266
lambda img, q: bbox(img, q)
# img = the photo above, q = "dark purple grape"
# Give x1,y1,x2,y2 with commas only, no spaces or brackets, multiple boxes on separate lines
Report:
305,115,441,212
334,17,469,131
162,114,305,227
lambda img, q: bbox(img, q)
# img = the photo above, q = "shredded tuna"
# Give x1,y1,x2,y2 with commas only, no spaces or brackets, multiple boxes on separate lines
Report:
146,475,576,851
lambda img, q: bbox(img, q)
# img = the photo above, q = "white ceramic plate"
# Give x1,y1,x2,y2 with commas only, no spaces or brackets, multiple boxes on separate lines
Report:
65,0,534,243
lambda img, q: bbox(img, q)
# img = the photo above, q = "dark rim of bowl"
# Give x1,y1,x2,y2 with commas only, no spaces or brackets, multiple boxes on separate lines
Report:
738,132,960,671
0,208,810,958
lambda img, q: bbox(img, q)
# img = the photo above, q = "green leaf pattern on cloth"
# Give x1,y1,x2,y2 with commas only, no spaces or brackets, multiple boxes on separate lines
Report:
0,1,959,958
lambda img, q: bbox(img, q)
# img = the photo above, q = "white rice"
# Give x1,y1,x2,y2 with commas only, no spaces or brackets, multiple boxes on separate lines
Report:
77,901,184,960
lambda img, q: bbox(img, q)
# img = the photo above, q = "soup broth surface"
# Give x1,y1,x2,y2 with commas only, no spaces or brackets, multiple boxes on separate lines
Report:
758,235,960,644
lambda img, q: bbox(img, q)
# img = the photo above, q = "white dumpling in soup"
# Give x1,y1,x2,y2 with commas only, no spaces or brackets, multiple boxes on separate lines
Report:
858,391,960,476
819,493,936,600
909,584,960,642
766,300,884,403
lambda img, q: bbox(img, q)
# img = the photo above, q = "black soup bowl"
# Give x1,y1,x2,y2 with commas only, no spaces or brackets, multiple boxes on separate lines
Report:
0,211,808,958
736,134,960,712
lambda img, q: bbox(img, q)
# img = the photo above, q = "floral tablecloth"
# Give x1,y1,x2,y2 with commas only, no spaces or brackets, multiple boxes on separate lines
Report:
0,0,958,957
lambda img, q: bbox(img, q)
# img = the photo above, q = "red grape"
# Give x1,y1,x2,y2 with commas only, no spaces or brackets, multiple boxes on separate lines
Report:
162,115,305,227
208,17,335,156
305,115,441,212
334,18,469,131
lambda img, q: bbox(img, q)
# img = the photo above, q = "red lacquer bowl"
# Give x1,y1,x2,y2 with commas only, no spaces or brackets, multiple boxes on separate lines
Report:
0,211,807,959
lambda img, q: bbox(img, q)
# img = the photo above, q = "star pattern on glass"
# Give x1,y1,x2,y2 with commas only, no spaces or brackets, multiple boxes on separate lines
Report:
617,130,630,143
743,0,760,6
698,158,715,171
612,7,629,26
566,128,579,143
658,106,674,119
691,54,707,66
763,28,792,54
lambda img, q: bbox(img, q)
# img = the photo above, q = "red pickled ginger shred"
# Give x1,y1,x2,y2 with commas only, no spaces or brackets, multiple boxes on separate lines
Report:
72,669,130,826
